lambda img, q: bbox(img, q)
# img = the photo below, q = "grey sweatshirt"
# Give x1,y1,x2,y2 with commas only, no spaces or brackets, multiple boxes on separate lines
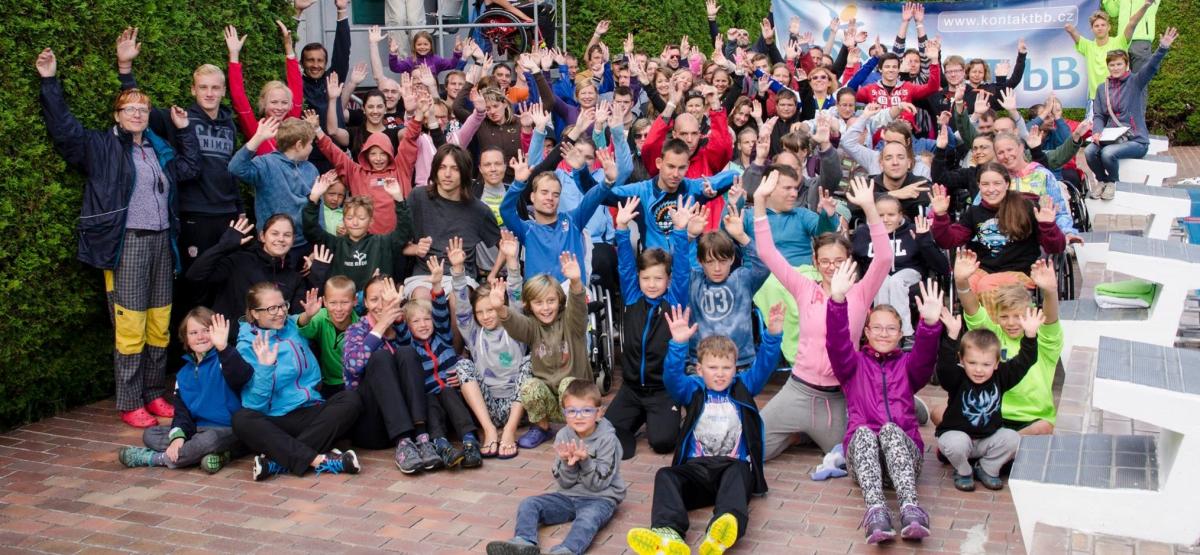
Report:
551,418,628,505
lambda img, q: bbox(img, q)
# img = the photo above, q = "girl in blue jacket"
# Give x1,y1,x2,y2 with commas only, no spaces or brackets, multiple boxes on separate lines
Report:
117,308,244,473
230,282,364,481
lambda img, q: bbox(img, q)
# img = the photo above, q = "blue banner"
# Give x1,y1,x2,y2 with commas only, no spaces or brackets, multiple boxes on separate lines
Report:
771,0,1101,107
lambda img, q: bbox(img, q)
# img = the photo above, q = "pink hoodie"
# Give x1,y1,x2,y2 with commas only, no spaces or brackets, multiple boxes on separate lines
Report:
754,217,894,387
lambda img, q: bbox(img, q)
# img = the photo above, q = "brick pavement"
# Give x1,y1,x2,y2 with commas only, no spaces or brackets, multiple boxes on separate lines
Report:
0,146,1197,554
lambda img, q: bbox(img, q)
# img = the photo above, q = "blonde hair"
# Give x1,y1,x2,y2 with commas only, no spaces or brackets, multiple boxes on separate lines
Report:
343,195,375,219
275,118,314,152
257,80,293,114
324,275,356,297
192,64,225,84
697,336,738,363
521,275,566,318
480,87,514,124
988,284,1033,317
403,298,432,321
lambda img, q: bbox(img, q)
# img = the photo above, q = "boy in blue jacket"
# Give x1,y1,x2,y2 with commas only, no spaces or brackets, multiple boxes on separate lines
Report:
626,303,784,555
119,309,244,473
604,195,693,460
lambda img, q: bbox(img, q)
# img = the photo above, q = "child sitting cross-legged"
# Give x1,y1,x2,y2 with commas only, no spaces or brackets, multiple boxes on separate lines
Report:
625,303,785,555
935,306,1042,491
118,309,244,473
826,261,943,544
485,380,627,555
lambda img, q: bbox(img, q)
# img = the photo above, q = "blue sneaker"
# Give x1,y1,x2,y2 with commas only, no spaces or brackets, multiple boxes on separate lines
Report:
315,450,361,476
516,425,552,449
252,455,286,481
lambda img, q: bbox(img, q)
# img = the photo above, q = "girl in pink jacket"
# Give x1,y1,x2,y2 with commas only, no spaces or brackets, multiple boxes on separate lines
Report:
753,174,894,461
826,261,943,545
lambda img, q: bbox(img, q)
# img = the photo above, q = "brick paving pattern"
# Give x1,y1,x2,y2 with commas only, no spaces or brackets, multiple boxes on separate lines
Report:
0,147,1196,554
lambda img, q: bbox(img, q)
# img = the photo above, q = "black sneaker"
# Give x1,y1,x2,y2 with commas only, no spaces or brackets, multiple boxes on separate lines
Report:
461,440,483,469
252,454,286,481
314,450,360,476
416,439,443,470
435,439,465,469
485,539,540,555
954,472,976,491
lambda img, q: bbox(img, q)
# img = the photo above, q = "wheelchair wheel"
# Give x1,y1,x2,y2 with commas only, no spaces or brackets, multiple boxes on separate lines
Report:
1062,178,1092,233
1055,252,1076,301
474,9,531,59
588,283,616,395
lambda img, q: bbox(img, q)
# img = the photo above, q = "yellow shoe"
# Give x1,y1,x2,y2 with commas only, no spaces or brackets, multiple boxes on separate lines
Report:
698,513,739,555
627,526,691,555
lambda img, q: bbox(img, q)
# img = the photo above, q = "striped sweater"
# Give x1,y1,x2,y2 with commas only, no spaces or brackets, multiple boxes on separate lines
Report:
395,290,460,394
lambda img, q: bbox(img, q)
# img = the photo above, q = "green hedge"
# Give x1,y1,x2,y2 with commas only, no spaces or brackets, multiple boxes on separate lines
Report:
0,0,291,429
569,0,1197,143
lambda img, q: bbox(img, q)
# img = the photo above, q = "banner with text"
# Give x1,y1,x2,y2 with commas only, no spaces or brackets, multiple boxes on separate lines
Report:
771,0,1102,108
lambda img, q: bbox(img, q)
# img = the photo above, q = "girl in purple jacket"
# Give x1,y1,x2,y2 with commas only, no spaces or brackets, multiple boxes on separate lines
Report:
826,260,943,545
387,32,465,76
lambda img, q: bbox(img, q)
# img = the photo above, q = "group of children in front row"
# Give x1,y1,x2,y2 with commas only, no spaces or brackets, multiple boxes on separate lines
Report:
116,155,1065,553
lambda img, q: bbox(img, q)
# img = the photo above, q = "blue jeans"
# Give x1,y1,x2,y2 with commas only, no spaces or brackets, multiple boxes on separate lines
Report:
514,492,616,555
1085,140,1149,183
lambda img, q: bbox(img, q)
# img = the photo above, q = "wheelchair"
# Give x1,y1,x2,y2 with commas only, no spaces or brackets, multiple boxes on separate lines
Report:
587,277,619,395
471,1,555,58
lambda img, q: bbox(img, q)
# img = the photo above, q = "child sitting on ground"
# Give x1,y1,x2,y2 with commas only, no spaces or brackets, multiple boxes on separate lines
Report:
302,172,413,289
297,276,360,397
486,380,627,555
826,261,942,544
625,303,784,555
935,306,1042,491
118,309,244,473
494,252,593,450
939,251,1063,436
606,196,693,459
451,231,531,459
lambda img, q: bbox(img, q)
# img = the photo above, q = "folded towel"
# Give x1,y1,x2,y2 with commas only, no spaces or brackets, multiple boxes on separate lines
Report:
1095,294,1151,309
1094,279,1157,304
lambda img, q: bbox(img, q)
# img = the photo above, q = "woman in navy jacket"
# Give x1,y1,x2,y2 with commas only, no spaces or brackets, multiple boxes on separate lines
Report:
37,48,199,428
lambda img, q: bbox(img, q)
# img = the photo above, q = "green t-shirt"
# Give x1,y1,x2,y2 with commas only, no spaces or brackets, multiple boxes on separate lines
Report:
964,305,1063,424
1076,36,1130,97
298,308,360,386
322,203,344,236
1103,0,1158,42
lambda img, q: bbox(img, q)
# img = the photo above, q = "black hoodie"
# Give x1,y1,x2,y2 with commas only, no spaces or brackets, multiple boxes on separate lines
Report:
851,219,949,278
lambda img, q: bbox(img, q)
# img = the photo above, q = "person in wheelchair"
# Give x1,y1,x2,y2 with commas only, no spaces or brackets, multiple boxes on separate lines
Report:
605,197,694,459
929,164,1065,295
851,197,949,349
991,132,1082,244
475,0,556,52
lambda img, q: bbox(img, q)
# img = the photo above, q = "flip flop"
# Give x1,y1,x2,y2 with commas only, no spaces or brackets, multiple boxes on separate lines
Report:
480,441,500,458
498,442,519,460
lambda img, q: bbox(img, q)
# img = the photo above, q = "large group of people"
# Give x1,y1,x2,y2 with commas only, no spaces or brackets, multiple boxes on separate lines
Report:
35,0,1178,552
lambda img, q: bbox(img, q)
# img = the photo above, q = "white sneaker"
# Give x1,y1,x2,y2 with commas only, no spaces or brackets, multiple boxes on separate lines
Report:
1101,182,1116,201
1088,181,1105,200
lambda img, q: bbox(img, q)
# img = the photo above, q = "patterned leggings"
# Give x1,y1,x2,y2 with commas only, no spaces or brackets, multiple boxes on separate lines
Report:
845,423,922,508
457,359,534,427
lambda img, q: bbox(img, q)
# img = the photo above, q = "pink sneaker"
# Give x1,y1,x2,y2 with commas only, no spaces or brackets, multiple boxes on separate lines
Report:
121,408,158,428
145,397,175,418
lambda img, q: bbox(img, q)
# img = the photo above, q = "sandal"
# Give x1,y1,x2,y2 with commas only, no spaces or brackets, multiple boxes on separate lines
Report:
498,442,519,460
480,441,500,458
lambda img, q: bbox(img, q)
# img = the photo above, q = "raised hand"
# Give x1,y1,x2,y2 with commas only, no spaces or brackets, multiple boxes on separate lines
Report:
253,116,281,142
939,307,963,340
275,19,294,57
326,72,343,100
594,19,610,36
170,106,190,129
426,255,445,287
1026,125,1044,150
509,149,532,183
228,216,255,244
915,278,944,324
670,196,700,230
413,236,433,258
303,108,320,130
349,62,368,85
892,179,929,201
382,177,404,202
615,197,641,229
1020,306,1045,338
300,287,323,319
446,236,467,272
498,229,520,260
914,214,931,235
116,27,141,65
1029,257,1058,293
252,331,279,366
754,169,780,201
846,176,876,208
766,302,785,335
828,259,859,302
664,305,698,343
973,90,992,115
930,183,951,216
1017,37,1028,54
723,206,747,242
559,251,582,283
596,148,619,184
1035,195,1057,224
687,205,710,238
368,25,383,45
487,277,508,307
224,26,246,61
310,243,333,265
817,187,838,217
35,48,57,77
953,247,979,284
706,0,720,19
209,313,231,351
1160,27,1179,49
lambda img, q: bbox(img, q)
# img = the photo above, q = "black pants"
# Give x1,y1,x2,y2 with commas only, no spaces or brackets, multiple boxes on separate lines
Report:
427,385,477,441
590,242,618,300
173,212,238,359
231,390,362,475
352,348,428,449
606,385,679,459
650,457,754,538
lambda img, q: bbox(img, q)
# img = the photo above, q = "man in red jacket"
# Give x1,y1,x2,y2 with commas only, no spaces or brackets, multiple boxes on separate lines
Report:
855,41,942,133
641,85,733,229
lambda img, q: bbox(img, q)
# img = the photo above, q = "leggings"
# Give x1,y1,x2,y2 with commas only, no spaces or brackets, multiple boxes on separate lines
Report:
845,423,922,509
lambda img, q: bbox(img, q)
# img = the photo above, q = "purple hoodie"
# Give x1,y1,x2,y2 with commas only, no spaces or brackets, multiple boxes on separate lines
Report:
826,299,941,453
388,51,463,75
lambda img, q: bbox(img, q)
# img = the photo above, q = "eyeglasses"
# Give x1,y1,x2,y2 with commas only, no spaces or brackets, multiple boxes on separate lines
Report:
810,75,830,80
869,325,901,335
562,407,599,419
120,106,150,116
252,302,290,315
816,258,847,268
